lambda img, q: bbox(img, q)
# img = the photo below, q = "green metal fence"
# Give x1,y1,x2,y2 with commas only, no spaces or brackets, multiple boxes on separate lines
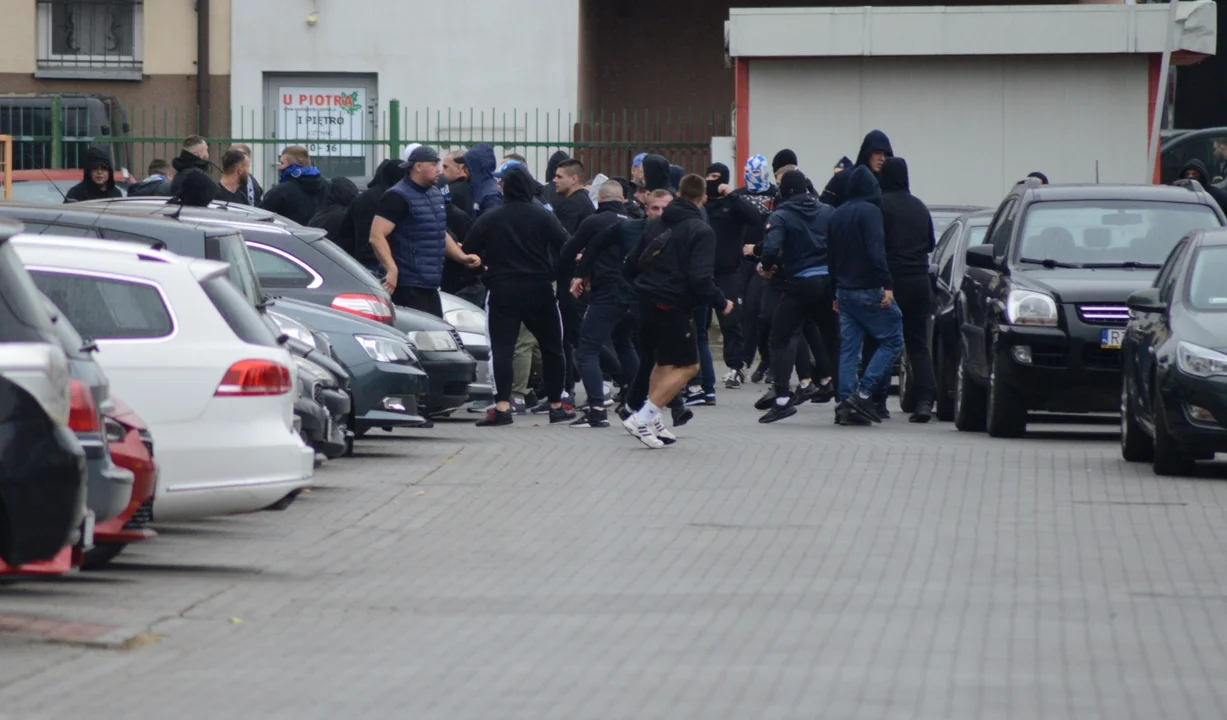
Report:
2,97,730,189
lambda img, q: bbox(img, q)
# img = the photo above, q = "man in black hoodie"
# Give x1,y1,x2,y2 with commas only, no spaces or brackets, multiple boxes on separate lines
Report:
465,165,574,427
336,159,402,270
703,162,761,389
621,174,733,449
65,148,122,202
1178,159,1227,215
307,177,360,240
879,157,937,423
755,170,839,423
261,145,331,225
169,135,212,196
828,166,903,426
855,130,894,176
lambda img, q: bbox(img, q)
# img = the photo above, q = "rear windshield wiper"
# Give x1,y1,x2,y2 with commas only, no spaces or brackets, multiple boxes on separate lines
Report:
1080,261,1163,270
1019,257,1083,269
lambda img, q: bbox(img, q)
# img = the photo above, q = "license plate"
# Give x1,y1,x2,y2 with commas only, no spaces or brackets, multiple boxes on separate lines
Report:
1101,328,1125,349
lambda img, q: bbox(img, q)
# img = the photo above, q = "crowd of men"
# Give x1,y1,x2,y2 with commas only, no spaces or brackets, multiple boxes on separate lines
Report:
67,129,953,448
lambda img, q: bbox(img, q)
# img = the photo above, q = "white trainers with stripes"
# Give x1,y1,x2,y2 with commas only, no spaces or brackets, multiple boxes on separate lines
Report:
650,417,677,445
622,415,664,449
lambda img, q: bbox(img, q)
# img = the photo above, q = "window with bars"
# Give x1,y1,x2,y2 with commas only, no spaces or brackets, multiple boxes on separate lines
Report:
37,0,143,74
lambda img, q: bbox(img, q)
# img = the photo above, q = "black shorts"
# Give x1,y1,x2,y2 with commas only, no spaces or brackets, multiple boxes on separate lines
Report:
639,301,699,368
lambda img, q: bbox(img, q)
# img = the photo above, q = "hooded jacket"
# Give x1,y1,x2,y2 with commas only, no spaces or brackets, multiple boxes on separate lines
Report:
65,148,122,202
1177,159,1227,214
642,155,672,193
338,159,402,262
463,143,503,217
307,177,360,240
261,165,331,225
168,170,219,208
553,186,596,235
446,175,472,217
625,199,727,313
668,165,685,193
855,130,894,171
706,190,763,275
440,203,479,294
567,201,631,297
540,150,570,207
828,166,892,291
465,165,569,290
879,158,935,278
169,150,211,196
761,194,833,279
820,171,851,209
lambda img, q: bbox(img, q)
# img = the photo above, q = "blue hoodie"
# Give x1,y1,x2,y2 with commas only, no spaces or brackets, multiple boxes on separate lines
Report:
828,166,892,291
463,143,503,217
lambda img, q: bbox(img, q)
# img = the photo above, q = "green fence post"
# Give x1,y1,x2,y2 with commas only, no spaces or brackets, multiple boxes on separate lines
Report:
51,95,63,169
388,99,401,160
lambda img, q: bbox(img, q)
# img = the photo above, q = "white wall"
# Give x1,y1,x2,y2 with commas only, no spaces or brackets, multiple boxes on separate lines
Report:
230,0,580,154
747,55,1150,208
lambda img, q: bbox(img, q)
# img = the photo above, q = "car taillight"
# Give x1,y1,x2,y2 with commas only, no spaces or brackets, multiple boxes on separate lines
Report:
215,360,293,396
331,293,394,324
68,378,100,433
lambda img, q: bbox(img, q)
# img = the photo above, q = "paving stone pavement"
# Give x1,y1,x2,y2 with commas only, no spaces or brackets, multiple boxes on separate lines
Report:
3,389,1227,719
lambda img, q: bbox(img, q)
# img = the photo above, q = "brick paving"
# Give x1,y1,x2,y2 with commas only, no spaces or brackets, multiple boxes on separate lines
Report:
2,390,1227,719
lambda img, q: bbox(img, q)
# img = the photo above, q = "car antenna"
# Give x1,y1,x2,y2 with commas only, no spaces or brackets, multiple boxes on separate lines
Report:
40,168,71,203
1095,160,1100,184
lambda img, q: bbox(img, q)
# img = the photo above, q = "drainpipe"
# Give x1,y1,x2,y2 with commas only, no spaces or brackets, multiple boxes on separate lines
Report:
197,0,211,138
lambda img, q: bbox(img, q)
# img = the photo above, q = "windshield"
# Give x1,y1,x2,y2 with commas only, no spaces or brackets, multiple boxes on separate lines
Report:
1188,246,1227,311
211,232,266,307
12,180,80,205
967,226,988,246
933,213,962,237
1017,200,1222,267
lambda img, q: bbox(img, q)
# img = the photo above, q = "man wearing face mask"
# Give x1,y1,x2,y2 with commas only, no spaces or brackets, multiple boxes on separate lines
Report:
732,154,779,380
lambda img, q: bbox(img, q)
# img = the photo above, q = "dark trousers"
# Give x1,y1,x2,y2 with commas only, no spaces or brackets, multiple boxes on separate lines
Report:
862,275,936,403
487,282,565,404
392,286,443,318
713,271,745,370
577,294,639,409
741,267,767,369
769,275,838,397
627,307,684,413
557,291,583,395
691,306,716,393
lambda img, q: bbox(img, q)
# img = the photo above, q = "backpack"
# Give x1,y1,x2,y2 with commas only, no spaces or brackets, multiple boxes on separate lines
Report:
636,227,674,272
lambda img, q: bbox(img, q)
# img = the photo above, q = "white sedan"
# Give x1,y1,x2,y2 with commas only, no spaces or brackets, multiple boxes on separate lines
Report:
14,236,314,521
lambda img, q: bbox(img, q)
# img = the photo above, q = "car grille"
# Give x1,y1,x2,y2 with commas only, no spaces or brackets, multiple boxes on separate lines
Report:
1077,304,1129,326
443,381,470,397
449,329,465,350
1030,349,1067,368
124,498,154,530
312,382,324,405
1083,345,1123,371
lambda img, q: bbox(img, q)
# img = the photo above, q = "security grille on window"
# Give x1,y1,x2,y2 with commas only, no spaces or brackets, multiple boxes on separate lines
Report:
37,0,143,73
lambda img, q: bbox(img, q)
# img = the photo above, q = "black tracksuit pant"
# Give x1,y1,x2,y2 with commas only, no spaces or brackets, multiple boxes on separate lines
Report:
713,271,745,370
769,275,838,398
487,281,566,404
863,273,935,404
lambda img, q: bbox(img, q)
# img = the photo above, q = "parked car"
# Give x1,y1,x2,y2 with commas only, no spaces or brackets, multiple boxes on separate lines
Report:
14,235,314,521
268,297,431,436
44,296,135,524
440,291,493,404
954,179,1226,438
88,395,158,569
0,220,87,568
910,210,994,420
267,309,353,458
929,204,988,238
1121,228,1227,475
77,196,304,227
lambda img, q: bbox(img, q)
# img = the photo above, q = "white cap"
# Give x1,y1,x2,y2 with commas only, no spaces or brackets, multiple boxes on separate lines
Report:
399,143,422,164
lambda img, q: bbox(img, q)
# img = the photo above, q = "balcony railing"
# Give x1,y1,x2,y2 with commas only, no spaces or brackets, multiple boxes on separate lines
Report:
36,0,143,77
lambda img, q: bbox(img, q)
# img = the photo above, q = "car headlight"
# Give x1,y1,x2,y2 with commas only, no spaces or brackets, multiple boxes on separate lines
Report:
408,330,458,352
1006,290,1058,327
443,309,486,335
271,316,317,349
1176,341,1227,378
294,357,334,384
355,334,414,364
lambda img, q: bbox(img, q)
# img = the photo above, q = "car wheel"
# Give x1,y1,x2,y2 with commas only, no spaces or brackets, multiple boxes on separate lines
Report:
986,345,1026,438
81,542,127,570
899,348,917,414
935,345,955,422
1120,373,1153,462
954,337,987,432
1152,389,1195,476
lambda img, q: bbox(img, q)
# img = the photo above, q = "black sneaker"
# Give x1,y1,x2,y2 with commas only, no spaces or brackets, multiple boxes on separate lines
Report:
570,409,609,428
759,403,798,424
846,394,883,424
789,383,821,406
909,400,933,424
754,389,778,411
751,364,767,384
875,400,891,420
682,387,707,406
671,406,694,426
811,381,836,404
475,407,513,427
524,390,539,408
530,398,552,414
723,368,744,389
549,405,577,423
615,402,632,421
836,404,872,426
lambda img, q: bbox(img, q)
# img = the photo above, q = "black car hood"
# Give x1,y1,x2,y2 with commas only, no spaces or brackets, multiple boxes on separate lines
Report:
391,305,453,334
1174,309,1227,354
1014,267,1159,304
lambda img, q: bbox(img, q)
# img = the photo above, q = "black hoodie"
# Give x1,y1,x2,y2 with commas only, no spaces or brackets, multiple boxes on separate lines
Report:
307,177,360,240
338,159,403,261
828,166,891,291
1177,159,1227,215
855,130,894,171
168,169,219,208
169,150,211,196
879,157,935,278
566,200,631,295
65,148,122,202
540,150,570,207
642,155,672,193
262,168,331,226
465,165,570,290
625,199,726,313
706,190,763,274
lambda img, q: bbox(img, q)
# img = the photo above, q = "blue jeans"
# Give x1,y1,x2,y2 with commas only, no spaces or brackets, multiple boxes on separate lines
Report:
836,288,903,401
576,295,639,409
691,305,716,394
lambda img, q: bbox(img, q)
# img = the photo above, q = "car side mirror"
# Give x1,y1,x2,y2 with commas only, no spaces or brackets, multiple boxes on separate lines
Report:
966,244,999,270
1127,287,1166,313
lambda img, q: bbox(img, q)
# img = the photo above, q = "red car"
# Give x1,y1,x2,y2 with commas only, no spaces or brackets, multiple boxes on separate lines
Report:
86,396,157,569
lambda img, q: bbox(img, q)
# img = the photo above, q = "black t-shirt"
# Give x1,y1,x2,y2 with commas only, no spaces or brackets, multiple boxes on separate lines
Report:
375,192,411,225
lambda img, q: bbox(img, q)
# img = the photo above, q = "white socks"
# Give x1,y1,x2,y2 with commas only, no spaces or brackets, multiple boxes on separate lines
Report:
634,400,661,424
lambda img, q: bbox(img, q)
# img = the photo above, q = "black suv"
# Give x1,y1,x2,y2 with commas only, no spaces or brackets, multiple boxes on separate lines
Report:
954,179,1225,437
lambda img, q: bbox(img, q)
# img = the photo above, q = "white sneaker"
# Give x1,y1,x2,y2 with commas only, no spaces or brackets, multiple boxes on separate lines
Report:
622,415,665,449
650,417,677,445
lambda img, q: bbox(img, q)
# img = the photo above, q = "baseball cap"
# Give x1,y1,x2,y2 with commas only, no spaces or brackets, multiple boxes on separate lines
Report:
632,152,648,169
493,160,523,179
399,144,440,168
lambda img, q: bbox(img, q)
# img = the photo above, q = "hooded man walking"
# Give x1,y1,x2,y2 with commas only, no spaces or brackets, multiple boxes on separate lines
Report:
703,162,762,390
828,166,904,426
65,148,122,202
879,157,938,423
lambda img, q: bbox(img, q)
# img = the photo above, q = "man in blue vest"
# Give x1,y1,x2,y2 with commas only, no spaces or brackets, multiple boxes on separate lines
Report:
369,144,481,317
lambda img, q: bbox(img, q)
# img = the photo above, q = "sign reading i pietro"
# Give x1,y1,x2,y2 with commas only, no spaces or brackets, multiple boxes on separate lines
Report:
277,87,366,157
